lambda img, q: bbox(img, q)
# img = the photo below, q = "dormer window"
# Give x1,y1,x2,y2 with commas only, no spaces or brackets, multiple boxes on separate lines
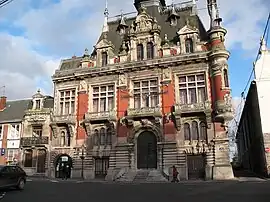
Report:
36,99,41,109
137,44,144,61
102,52,108,67
147,42,154,59
185,38,194,53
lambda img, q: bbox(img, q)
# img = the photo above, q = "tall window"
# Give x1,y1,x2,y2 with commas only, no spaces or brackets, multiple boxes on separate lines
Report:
184,123,191,140
59,90,76,115
133,79,159,108
24,149,33,167
185,38,194,53
100,128,105,145
32,125,42,137
7,149,19,163
92,85,114,112
102,52,108,67
147,42,154,59
178,74,206,104
191,121,199,140
137,44,144,61
36,99,41,109
199,122,207,141
223,69,229,87
94,129,99,146
106,128,112,145
60,131,70,147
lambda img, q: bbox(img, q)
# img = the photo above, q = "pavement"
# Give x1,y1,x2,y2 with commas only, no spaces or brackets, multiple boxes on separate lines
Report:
1,179,270,202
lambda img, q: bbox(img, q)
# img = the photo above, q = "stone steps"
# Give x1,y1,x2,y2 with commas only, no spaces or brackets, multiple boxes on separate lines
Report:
133,170,150,182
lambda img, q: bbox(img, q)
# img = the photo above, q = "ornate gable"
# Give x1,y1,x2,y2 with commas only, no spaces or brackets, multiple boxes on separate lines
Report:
95,35,115,50
177,24,199,35
134,7,154,33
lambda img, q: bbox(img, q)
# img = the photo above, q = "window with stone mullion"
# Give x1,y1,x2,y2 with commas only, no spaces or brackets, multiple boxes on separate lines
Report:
133,79,158,108
92,85,114,112
179,74,206,104
59,89,76,115
32,125,43,138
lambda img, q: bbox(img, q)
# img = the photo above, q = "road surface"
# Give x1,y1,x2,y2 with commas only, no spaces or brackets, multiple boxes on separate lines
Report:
1,179,270,202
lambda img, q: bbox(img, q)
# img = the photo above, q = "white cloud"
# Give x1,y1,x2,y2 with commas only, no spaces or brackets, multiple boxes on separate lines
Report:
0,0,268,99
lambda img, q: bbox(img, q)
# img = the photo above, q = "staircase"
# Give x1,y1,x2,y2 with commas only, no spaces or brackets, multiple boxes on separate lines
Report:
146,170,168,182
133,170,150,182
116,169,137,182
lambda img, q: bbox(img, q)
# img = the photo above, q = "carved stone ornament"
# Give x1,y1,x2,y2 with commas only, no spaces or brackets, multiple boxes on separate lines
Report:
162,68,171,81
79,80,87,92
118,74,127,87
224,93,232,106
29,115,46,122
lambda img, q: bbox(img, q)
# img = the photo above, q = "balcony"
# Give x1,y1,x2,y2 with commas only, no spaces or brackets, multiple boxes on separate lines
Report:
52,115,76,124
174,101,211,115
21,137,49,146
127,107,162,118
84,111,117,123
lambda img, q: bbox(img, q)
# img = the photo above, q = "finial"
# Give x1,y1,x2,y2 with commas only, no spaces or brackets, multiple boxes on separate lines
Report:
186,18,190,26
84,48,89,55
37,89,41,93
260,36,267,52
104,0,109,17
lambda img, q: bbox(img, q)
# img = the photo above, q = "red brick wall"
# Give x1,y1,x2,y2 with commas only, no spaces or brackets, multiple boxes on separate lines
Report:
116,88,129,137
77,92,88,140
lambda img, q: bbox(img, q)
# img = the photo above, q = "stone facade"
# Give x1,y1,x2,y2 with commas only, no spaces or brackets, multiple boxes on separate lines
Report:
21,90,54,177
50,0,234,181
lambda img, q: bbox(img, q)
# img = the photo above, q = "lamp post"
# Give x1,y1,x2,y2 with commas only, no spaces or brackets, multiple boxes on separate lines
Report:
80,145,86,179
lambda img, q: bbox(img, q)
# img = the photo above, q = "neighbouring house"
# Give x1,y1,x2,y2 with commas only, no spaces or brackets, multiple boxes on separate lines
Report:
0,96,31,165
21,90,54,177
236,38,270,177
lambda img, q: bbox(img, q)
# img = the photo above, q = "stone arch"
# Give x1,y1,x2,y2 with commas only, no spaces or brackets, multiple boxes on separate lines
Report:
54,153,74,179
128,124,162,144
53,153,74,167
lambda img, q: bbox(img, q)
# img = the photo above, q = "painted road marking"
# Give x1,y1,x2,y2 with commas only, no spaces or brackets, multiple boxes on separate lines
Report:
26,179,33,182
50,180,59,183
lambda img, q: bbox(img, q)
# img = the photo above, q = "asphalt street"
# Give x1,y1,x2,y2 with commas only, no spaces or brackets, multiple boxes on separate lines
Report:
1,179,270,202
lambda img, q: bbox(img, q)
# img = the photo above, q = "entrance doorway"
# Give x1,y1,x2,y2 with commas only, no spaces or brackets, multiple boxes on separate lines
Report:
94,157,109,179
55,154,72,179
137,131,157,169
36,149,46,173
187,154,205,180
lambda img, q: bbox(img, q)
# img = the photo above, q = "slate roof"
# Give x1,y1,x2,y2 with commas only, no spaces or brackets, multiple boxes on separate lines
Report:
0,99,32,124
58,4,207,71
0,96,54,124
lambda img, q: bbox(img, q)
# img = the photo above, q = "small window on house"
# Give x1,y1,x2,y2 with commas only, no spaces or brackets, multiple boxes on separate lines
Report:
191,121,199,140
24,149,33,167
147,42,154,59
36,99,41,109
185,38,194,53
224,69,229,87
32,125,42,137
102,52,108,67
184,123,191,140
137,44,144,61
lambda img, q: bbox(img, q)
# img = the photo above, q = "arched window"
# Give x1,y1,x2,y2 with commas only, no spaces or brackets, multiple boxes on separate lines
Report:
24,149,33,167
106,128,112,145
100,128,105,145
185,38,194,53
147,42,154,59
137,44,144,61
184,123,191,140
199,122,207,141
101,52,108,67
191,121,199,140
60,131,66,146
224,69,229,87
94,129,99,146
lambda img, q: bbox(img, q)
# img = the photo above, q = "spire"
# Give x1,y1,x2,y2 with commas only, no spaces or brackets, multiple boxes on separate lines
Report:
102,0,109,33
117,10,128,34
207,0,222,28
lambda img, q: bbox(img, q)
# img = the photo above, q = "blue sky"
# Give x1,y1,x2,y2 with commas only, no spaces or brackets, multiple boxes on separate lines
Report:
0,0,269,102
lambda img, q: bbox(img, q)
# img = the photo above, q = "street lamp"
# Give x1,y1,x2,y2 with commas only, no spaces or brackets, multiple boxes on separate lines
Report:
80,144,86,179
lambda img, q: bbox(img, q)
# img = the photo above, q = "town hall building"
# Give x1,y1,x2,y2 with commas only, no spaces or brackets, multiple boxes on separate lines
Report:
49,0,234,181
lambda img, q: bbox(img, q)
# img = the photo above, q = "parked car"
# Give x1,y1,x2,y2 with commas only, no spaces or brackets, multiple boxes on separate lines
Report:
0,165,27,190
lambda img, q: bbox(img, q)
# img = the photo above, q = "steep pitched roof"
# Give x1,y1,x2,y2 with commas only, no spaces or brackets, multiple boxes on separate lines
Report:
58,5,207,71
0,99,32,123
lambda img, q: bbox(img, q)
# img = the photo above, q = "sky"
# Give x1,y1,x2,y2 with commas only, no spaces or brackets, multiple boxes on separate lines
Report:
0,0,269,110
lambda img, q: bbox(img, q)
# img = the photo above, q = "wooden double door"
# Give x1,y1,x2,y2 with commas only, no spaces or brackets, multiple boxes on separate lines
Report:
187,154,206,180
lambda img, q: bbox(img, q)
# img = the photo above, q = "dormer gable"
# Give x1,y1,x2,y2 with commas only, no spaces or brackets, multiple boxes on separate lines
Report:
32,89,44,110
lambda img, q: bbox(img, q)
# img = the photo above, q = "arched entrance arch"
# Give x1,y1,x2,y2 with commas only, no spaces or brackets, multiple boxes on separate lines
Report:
54,154,73,179
137,131,157,169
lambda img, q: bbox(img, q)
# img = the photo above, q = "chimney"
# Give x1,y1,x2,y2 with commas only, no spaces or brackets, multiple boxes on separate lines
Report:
0,96,7,111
